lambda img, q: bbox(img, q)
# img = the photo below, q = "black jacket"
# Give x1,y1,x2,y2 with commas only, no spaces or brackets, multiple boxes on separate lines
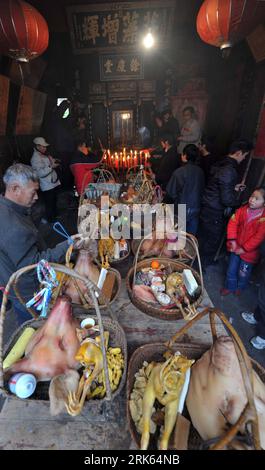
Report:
166,162,205,212
155,146,180,190
202,156,239,213
162,117,180,141
0,196,68,304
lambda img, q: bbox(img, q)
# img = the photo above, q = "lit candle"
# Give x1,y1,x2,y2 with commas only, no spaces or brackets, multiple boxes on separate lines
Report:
115,155,119,171
134,150,137,166
134,155,137,173
123,157,126,169
127,155,130,169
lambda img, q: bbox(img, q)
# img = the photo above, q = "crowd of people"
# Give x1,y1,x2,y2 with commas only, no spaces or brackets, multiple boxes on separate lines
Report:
0,102,265,350
149,106,265,350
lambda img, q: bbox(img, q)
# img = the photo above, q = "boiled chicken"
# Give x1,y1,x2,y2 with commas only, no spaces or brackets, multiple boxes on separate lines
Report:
186,335,265,449
5,296,80,381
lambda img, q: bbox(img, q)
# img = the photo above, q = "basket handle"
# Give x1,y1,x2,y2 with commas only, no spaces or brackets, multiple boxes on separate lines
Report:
165,307,261,450
0,263,112,402
132,229,204,294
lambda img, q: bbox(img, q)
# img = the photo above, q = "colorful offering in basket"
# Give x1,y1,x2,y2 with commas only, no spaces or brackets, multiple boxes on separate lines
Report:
133,263,200,320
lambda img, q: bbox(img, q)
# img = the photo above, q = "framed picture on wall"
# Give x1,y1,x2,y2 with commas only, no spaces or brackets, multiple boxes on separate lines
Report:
112,110,134,145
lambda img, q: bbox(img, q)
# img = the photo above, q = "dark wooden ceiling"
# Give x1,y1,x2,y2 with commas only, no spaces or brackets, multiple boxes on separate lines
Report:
29,0,203,33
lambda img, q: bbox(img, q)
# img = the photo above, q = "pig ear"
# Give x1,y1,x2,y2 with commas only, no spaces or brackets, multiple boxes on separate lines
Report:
49,370,79,416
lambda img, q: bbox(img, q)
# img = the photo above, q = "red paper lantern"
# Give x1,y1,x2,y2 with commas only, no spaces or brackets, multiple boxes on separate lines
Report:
196,0,265,53
0,0,49,62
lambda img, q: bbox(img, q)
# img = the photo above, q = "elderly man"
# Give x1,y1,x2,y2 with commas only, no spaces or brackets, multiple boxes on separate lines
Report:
0,164,79,324
31,136,61,223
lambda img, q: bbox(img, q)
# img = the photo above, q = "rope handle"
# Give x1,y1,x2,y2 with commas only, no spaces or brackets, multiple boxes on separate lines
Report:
0,263,113,402
52,222,74,245
126,165,153,182
165,307,261,450
132,229,204,294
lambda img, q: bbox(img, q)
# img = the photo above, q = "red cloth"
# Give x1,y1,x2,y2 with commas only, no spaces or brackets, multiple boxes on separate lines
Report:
227,205,265,263
70,162,100,195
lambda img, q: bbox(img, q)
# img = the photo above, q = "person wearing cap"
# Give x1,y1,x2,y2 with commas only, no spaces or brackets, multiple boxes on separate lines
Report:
31,137,61,223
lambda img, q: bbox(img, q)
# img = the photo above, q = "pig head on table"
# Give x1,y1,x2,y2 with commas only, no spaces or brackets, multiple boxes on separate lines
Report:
186,335,265,449
5,296,80,381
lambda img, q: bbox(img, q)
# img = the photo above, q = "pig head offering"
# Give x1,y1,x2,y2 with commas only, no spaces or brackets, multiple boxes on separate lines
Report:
6,296,80,381
186,336,265,449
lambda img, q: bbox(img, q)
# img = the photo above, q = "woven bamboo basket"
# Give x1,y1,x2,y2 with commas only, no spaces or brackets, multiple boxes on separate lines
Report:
120,167,162,205
127,307,264,450
126,233,204,321
107,240,131,266
11,248,122,313
131,232,198,266
51,246,122,312
0,263,127,407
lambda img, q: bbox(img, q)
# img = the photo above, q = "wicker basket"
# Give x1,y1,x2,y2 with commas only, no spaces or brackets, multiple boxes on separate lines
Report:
121,167,162,205
11,249,122,313
127,307,264,450
0,263,127,407
131,232,198,266
107,240,131,266
59,266,121,312
126,233,204,321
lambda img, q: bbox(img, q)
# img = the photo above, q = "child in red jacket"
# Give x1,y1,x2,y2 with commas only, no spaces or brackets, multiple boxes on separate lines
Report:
221,187,265,296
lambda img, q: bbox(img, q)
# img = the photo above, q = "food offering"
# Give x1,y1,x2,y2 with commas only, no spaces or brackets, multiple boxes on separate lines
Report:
132,261,201,320
3,297,125,416
129,352,194,450
66,331,125,416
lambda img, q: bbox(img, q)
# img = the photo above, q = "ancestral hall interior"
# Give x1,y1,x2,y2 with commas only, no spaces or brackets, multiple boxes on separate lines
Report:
0,0,265,452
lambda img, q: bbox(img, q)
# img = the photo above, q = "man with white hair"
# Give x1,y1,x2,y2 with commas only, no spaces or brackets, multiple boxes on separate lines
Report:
0,164,79,324
31,136,61,223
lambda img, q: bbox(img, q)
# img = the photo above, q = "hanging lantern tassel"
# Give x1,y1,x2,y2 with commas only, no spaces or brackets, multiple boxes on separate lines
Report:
26,260,59,318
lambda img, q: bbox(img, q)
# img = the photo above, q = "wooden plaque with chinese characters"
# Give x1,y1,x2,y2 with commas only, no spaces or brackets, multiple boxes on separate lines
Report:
100,53,144,81
0,75,10,136
15,86,47,135
67,1,175,54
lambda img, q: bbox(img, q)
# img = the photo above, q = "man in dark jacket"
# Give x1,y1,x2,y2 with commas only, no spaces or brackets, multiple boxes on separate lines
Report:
199,140,252,265
166,144,205,235
162,109,180,145
0,164,80,324
152,134,180,191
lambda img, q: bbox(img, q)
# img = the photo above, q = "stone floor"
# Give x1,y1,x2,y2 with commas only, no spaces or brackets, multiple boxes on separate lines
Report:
0,189,264,449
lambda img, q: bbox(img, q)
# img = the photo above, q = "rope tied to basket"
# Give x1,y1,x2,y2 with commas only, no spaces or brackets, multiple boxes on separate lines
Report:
26,260,58,318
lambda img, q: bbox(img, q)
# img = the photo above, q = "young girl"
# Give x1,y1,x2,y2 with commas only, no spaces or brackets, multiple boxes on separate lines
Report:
221,187,265,296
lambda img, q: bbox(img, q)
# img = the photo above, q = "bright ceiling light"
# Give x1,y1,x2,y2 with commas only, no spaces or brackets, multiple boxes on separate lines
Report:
143,31,154,49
